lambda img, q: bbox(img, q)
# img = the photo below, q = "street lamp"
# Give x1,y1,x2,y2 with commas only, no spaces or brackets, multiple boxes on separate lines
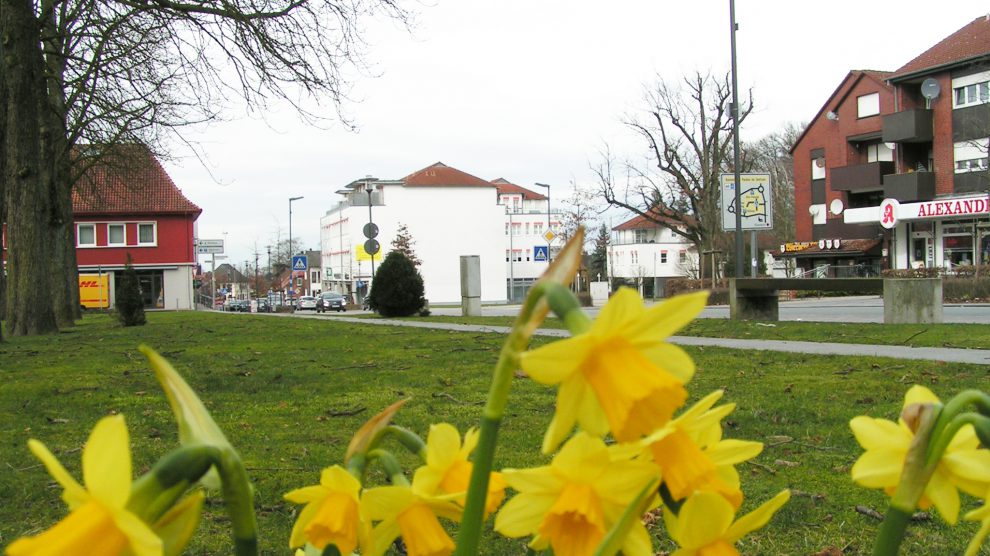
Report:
534,182,551,263
365,184,377,280
288,196,304,262
506,205,514,301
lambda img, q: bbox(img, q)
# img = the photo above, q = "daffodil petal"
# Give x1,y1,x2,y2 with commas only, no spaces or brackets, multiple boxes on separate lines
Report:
288,499,322,548
574,379,610,438
592,288,644,332
620,520,654,556
903,385,940,407
369,519,400,556
676,391,725,423
461,427,479,455
850,416,910,451
595,462,660,507
362,486,415,520
669,491,733,548
426,423,462,468
626,291,708,341
639,343,696,384
26,439,87,509
926,470,961,524
494,493,557,537
521,337,590,385
542,376,584,453
284,485,328,504
111,505,164,556
501,466,563,494
851,449,904,488
321,465,362,495
707,439,763,466
942,449,990,494
83,415,131,508
552,433,609,479
725,489,791,542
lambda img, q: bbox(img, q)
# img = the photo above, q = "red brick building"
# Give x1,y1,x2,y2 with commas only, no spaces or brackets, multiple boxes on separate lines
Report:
788,16,990,273
73,146,202,309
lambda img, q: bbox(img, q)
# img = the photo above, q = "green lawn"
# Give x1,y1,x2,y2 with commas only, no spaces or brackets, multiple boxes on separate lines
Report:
349,312,990,350
1,312,988,555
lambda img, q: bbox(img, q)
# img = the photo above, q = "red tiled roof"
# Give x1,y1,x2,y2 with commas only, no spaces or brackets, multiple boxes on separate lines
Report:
490,178,547,200
891,16,990,80
402,162,495,188
72,145,202,216
613,209,696,231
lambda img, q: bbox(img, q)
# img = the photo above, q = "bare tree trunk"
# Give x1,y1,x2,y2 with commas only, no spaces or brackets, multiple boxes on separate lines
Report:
1,0,58,336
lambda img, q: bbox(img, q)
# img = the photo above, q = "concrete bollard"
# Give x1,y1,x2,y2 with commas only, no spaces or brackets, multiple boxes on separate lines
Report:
883,278,942,324
460,255,482,316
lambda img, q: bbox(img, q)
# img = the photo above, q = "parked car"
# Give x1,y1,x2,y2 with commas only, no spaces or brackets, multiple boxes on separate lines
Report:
255,298,272,313
296,295,318,311
227,299,250,312
317,292,346,313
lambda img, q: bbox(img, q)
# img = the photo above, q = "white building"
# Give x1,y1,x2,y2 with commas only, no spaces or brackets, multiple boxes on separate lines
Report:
491,178,560,300
608,212,699,297
320,163,510,304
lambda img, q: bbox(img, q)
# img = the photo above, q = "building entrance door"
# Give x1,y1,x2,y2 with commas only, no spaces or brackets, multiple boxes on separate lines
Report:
910,232,933,268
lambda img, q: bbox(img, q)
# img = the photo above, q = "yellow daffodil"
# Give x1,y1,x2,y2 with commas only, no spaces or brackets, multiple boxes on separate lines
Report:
284,465,370,553
646,391,762,508
361,475,463,556
521,288,707,452
495,432,660,556
850,385,990,524
664,489,790,555
412,423,506,515
963,487,990,556
6,415,161,556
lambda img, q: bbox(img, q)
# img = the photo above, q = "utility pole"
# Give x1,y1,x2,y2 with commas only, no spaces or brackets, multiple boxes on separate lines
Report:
729,0,744,278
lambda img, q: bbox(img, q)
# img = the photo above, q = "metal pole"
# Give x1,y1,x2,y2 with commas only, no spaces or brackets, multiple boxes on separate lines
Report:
730,0,744,278
535,182,551,263
750,230,758,277
508,206,515,301
367,186,376,280
210,255,215,310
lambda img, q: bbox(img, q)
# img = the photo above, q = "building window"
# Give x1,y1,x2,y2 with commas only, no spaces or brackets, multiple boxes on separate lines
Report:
505,223,509,235
512,223,522,235
631,251,638,264
956,158,989,172
137,223,156,245
525,223,530,235
857,93,880,118
811,157,826,180
954,81,989,108
954,139,989,173
77,223,96,246
661,251,668,263
866,143,894,163
107,224,125,246
634,229,648,243
505,250,510,262
679,250,687,263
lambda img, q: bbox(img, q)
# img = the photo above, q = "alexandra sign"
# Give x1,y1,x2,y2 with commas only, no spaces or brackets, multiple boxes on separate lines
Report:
873,195,989,228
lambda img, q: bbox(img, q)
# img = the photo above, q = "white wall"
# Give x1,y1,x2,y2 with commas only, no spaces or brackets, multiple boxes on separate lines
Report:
163,266,195,310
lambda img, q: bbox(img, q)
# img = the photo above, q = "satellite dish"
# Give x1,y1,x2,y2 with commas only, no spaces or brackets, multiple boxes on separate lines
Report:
921,78,941,107
826,111,839,121
830,198,844,215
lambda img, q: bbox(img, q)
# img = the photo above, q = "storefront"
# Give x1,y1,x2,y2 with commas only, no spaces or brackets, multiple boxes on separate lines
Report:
843,194,990,270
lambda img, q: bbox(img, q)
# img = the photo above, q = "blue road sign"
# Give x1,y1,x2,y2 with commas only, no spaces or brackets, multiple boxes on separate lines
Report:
292,255,308,271
534,245,549,262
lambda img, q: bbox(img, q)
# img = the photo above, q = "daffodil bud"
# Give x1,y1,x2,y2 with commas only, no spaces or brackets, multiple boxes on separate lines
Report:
901,402,933,433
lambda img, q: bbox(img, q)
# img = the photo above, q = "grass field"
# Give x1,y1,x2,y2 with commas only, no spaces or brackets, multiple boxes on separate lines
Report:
1,311,988,555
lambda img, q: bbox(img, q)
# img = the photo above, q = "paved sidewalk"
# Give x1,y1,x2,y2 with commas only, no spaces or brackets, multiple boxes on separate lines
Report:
302,314,990,366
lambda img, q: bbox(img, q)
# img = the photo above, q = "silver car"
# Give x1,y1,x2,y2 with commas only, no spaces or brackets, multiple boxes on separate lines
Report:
296,295,318,311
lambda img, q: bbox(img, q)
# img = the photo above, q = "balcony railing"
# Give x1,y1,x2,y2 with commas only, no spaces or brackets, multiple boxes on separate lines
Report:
830,161,894,192
882,171,936,202
882,109,933,143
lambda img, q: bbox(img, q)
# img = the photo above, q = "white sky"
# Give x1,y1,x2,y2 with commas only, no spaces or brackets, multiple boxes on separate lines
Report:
162,1,977,268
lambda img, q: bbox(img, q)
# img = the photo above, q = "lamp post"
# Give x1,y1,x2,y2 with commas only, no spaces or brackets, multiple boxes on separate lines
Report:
535,182,551,263
506,205,515,301
288,196,304,261
365,184,377,280
729,0,744,277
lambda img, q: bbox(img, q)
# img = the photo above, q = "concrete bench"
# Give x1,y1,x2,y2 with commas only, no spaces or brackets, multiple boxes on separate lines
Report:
729,278,942,324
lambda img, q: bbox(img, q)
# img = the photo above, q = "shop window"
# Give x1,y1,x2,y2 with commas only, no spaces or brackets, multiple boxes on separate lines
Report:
77,223,96,246
138,223,156,245
108,224,125,246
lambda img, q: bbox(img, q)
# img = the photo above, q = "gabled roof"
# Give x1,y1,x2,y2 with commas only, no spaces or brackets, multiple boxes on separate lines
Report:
613,209,695,231
402,162,495,188
490,178,548,200
891,15,990,82
212,263,246,282
72,145,202,216
790,70,893,154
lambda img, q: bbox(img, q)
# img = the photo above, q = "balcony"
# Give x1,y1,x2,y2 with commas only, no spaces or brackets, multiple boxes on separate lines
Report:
830,161,894,192
882,171,936,202
882,109,933,143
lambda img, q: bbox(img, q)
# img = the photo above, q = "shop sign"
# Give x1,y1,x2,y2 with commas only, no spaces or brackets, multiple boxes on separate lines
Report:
780,241,816,252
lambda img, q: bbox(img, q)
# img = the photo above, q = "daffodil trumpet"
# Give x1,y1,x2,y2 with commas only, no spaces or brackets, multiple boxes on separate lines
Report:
454,228,585,556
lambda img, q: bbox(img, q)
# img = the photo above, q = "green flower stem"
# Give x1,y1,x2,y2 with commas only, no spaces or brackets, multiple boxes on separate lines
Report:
368,449,407,484
874,403,939,556
347,452,368,482
216,449,258,556
385,425,428,461
543,282,592,335
928,390,990,465
129,444,220,523
928,413,990,465
454,282,552,556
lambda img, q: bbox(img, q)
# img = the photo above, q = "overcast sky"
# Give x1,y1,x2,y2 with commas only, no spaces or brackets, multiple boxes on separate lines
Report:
162,1,976,269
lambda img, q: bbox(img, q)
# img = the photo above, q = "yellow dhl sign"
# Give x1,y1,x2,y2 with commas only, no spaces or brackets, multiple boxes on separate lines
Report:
781,242,817,252
79,274,110,308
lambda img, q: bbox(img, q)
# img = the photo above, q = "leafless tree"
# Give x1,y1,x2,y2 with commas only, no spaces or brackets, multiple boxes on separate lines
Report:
2,0,411,337
593,72,753,281
740,122,804,244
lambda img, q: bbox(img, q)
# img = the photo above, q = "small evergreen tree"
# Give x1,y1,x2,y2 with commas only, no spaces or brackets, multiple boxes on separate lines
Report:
367,251,426,317
389,223,421,266
590,223,610,282
115,255,146,326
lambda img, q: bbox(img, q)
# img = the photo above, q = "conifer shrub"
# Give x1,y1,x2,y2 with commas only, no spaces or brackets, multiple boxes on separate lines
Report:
367,251,426,317
115,256,147,326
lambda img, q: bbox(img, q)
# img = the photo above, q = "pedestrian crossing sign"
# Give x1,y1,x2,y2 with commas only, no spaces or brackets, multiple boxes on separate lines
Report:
534,245,549,262
292,255,308,271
